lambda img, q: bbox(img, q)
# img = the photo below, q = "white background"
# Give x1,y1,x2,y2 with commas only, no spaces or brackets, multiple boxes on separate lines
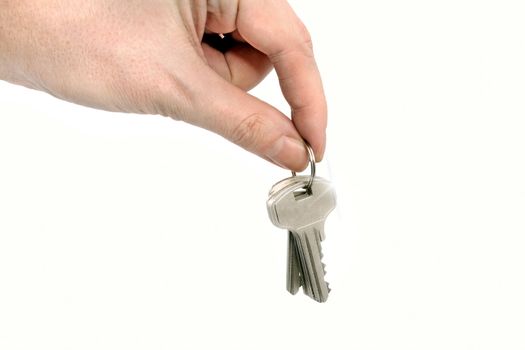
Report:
1,1,524,349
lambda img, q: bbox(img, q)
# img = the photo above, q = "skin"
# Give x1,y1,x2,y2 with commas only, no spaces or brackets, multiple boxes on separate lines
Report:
0,0,327,171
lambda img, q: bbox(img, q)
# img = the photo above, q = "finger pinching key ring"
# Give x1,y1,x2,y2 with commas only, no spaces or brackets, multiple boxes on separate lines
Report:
291,142,316,192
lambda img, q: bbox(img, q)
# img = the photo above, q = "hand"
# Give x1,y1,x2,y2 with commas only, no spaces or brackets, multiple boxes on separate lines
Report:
0,0,327,170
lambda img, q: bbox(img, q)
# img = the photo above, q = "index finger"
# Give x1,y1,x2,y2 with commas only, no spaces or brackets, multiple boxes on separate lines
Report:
236,0,327,160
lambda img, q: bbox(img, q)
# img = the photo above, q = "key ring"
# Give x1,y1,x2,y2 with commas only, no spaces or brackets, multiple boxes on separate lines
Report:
291,142,316,191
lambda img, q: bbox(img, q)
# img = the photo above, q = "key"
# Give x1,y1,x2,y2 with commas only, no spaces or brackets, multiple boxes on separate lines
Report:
267,177,336,302
268,176,310,295
268,176,331,298
268,177,335,301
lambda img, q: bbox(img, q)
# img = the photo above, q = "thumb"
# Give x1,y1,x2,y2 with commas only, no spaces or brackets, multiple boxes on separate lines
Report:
177,63,308,171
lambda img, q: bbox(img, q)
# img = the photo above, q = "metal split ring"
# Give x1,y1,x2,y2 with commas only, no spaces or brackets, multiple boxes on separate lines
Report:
291,142,316,191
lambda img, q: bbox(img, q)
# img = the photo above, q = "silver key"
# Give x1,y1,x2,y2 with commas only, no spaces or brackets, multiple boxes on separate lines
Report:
268,176,331,298
268,176,310,295
267,177,336,302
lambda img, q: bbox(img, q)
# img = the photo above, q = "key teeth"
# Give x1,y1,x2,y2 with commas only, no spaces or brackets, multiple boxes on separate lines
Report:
318,238,330,295
320,245,327,272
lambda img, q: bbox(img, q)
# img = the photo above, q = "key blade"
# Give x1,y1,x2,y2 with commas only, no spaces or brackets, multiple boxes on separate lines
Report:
287,231,302,295
293,228,330,303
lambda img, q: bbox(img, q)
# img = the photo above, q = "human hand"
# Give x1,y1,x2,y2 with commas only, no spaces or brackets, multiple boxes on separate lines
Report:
0,0,327,170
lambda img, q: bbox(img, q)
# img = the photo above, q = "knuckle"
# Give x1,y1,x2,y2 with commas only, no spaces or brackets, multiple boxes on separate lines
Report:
269,26,314,65
206,0,239,32
230,112,268,150
297,22,314,51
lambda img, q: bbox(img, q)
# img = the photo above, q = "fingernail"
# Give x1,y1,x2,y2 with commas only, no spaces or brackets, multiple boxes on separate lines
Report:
267,136,308,171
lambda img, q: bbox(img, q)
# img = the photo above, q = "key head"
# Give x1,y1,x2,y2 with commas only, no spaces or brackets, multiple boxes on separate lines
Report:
267,177,336,231
268,175,310,198
267,176,313,224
